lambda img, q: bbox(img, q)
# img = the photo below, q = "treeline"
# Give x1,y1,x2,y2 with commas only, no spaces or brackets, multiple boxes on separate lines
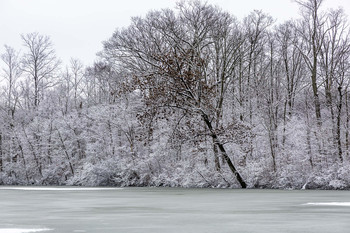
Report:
1,0,350,189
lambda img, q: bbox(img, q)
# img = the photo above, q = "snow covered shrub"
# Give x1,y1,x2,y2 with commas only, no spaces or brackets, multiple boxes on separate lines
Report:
329,179,347,190
67,157,120,186
337,163,350,187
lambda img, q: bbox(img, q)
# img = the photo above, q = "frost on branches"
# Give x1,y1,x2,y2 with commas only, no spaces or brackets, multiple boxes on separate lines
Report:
1,0,350,189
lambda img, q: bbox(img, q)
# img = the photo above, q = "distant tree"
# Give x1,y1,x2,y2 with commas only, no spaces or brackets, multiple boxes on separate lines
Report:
319,8,350,162
276,21,305,119
59,67,73,115
275,21,304,155
69,58,84,108
294,0,325,126
1,45,22,173
85,61,119,104
1,45,22,117
242,10,273,124
21,32,60,107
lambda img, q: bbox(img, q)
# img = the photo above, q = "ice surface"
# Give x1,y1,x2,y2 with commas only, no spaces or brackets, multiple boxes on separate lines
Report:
0,229,52,233
304,202,350,206
0,187,122,191
1,188,350,233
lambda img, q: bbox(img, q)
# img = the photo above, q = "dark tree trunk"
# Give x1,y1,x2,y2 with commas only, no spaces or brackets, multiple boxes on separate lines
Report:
213,142,221,172
336,86,343,163
0,132,2,172
346,91,349,158
202,113,247,188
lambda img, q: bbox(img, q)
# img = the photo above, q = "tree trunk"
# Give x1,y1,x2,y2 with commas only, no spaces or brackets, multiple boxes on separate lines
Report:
213,142,221,171
22,126,42,178
305,96,314,168
311,63,322,126
34,72,39,107
282,100,288,148
16,134,30,183
202,113,247,188
0,132,2,172
325,78,337,150
57,129,75,176
336,86,343,163
345,91,349,158
311,0,322,127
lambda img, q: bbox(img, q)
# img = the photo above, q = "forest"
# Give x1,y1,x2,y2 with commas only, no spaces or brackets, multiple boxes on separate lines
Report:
1,0,350,189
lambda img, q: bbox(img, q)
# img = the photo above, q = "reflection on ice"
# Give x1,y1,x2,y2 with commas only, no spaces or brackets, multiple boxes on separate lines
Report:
304,202,350,206
0,187,122,191
0,229,52,233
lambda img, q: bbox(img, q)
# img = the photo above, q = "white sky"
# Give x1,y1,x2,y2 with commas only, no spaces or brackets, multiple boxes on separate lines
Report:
1,0,350,66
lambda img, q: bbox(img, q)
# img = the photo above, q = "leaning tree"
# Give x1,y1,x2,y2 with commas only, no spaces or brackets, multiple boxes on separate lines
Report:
101,1,247,188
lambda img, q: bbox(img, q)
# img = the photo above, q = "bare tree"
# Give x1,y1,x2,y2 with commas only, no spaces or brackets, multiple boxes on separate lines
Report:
102,1,247,188
319,8,350,162
21,32,60,107
294,0,326,126
243,10,273,124
207,9,246,171
1,45,22,117
69,58,84,108
1,45,22,172
275,21,306,158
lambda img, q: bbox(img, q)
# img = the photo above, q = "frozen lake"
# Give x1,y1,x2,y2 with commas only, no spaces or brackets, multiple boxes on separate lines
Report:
0,187,350,233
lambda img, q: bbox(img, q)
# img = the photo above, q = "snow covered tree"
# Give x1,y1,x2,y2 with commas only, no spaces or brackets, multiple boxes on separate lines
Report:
21,32,60,108
101,1,248,188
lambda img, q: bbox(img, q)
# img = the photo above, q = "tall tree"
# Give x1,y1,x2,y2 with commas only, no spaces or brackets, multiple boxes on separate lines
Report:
1,45,22,173
102,1,247,188
1,45,22,117
69,58,84,108
21,32,60,107
294,0,325,126
243,10,273,124
319,8,350,162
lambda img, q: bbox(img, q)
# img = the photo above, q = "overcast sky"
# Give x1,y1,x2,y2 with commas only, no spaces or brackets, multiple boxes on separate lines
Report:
1,0,350,66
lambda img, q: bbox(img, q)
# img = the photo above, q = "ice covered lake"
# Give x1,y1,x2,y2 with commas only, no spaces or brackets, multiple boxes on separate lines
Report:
0,187,350,233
